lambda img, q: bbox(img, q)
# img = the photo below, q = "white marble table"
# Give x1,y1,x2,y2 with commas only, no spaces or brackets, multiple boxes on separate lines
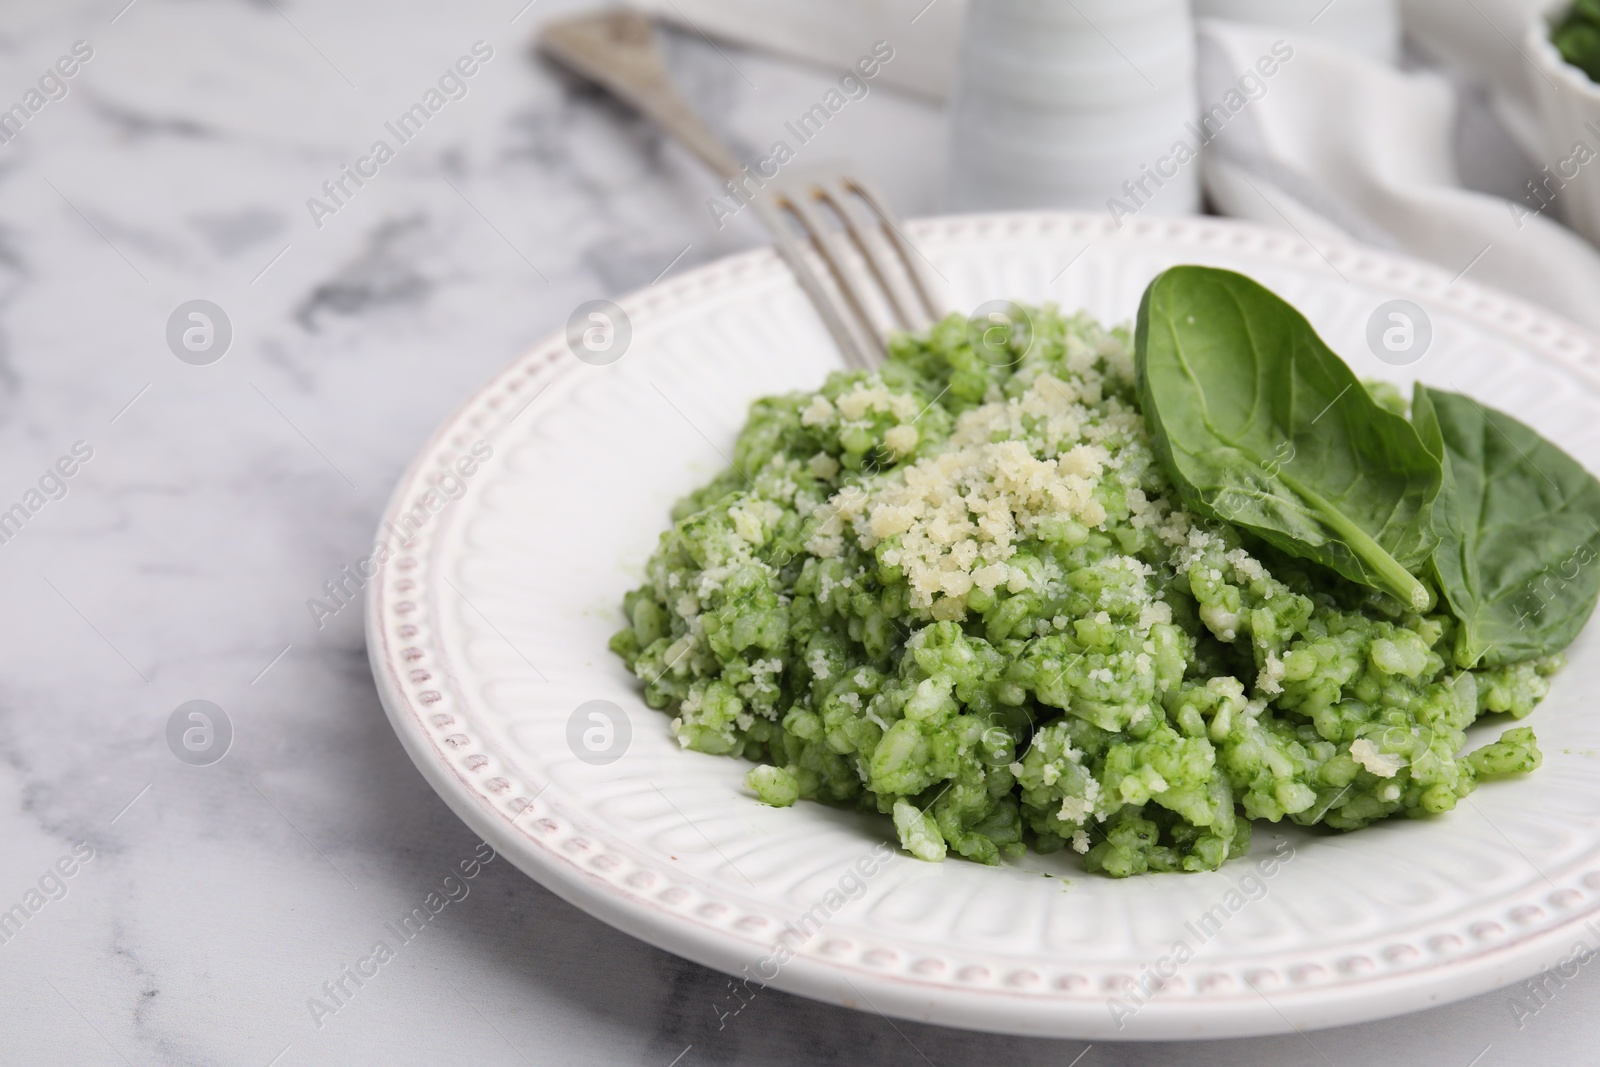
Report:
1,1,1595,1064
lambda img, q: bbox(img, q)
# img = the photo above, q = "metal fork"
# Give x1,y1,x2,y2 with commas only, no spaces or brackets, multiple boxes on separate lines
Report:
538,10,945,370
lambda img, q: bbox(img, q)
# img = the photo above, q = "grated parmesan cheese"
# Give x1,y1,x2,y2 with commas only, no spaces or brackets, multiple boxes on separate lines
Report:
1350,738,1404,778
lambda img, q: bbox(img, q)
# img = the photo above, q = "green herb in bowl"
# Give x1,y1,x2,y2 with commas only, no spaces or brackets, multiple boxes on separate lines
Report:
1554,0,1600,83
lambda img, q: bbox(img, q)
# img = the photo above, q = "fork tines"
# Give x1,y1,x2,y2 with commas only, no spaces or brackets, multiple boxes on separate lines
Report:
750,171,944,371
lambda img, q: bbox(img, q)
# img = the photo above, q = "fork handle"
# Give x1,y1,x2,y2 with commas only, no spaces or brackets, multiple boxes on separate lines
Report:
539,12,744,182
539,10,890,371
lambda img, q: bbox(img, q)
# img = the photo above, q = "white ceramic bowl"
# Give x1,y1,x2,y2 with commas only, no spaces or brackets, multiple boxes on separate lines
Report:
1527,1,1600,247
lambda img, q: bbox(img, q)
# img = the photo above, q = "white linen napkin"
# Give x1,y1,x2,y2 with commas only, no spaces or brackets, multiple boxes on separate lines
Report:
627,0,1600,332
1401,0,1550,157
1198,17,1600,332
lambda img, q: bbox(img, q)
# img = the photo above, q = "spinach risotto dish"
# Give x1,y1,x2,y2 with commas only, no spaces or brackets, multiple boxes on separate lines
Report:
610,266,1600,877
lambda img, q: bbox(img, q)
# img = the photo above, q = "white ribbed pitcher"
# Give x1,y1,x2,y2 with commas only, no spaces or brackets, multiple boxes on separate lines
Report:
946,0,1200,215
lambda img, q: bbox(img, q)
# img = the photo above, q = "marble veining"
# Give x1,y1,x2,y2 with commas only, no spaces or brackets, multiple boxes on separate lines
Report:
0,0,1595,1064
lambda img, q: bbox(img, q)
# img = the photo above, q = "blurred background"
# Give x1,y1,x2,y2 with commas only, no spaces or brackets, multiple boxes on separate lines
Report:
3,0,1600,1064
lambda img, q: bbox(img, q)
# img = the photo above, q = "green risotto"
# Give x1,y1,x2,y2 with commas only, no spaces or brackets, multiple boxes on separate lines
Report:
610,288,1565,877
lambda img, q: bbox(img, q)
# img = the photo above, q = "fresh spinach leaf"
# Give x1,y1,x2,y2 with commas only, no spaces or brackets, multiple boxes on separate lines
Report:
1414,384,1600,667
1135,266,1441,610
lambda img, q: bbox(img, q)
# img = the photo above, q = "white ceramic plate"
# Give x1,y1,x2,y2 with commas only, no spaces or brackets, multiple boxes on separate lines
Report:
366,213,1600,1040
